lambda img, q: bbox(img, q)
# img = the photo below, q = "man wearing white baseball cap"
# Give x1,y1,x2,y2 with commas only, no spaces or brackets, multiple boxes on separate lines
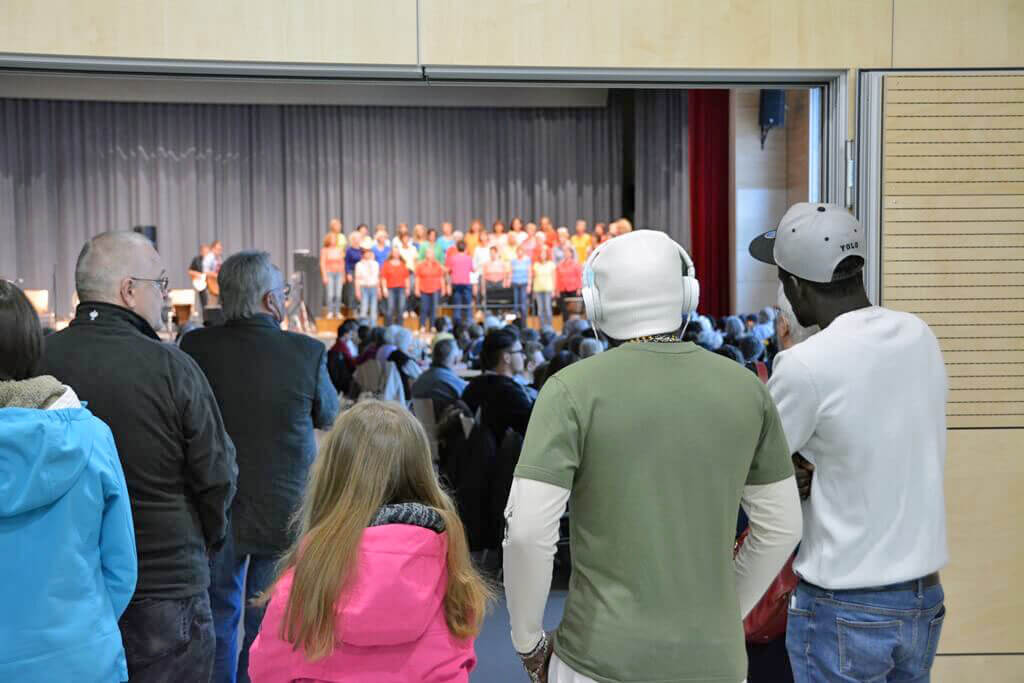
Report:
749,203,949,682
504,229,802,683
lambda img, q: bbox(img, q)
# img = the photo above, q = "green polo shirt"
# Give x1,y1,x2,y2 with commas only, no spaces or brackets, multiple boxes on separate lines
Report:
516,341,792,683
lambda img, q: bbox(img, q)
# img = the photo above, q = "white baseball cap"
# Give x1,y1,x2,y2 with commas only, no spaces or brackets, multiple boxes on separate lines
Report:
748,203,865,283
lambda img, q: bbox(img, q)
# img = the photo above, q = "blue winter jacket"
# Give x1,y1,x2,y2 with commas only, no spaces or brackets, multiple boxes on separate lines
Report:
0,406,137,682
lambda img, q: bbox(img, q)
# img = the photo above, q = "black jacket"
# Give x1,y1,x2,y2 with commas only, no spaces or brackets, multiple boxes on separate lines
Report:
42,303,238,600
462,373,535,439
180,314,339,555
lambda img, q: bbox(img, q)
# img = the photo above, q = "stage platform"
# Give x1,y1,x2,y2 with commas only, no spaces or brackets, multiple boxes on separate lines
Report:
314,309,569,335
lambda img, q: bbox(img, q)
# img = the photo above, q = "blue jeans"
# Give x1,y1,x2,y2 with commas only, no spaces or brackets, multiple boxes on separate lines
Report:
452,284,473,325
787,579,945,683
420,291,439,329
359,286,378,322
119,593,215,683
325,271,343,315
512,283,530,321
386,287,406,325
534,290,553,327
210,533,280,683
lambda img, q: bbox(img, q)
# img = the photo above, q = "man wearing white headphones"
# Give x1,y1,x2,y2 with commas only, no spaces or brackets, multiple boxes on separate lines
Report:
504,229,803,683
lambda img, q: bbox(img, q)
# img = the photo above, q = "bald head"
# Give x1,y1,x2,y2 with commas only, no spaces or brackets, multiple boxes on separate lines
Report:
76,231,166,328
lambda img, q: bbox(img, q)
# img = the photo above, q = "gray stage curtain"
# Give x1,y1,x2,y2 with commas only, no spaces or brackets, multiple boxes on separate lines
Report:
1,94,688,315
634,91,690,251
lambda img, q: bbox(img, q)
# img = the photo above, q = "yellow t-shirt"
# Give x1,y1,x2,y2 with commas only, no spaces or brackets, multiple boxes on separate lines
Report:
532,261,557,292
571,233,593,263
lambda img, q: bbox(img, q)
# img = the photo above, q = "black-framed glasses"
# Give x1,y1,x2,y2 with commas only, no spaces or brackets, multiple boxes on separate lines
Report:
131,275,170,294
508,347,526,356
269,283,292,298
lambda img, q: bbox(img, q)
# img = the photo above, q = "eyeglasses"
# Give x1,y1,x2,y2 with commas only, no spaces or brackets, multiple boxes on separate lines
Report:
508,347,525,356
131,275,170,294
272,283,292,298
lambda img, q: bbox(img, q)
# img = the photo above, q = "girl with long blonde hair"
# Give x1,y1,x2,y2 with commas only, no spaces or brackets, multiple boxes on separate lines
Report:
249,401,492,682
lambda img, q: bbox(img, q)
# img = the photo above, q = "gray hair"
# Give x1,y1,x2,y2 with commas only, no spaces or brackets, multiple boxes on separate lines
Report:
432,338,460,366
75,231,155,303
393,327,414,354
383,324,403,346
579,338,603,358
219,250,280,321
776,283,818,346
483,315,502,332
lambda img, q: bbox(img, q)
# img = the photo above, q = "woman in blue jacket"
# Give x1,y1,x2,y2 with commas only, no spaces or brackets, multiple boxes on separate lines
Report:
0,281,137,682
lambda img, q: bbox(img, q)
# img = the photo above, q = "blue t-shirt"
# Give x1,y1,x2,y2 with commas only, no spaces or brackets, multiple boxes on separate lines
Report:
372,244,392,265
437,236,455,255
511,258,533,285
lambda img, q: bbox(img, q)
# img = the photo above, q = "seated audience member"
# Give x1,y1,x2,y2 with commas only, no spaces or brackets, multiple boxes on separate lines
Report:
42,231,237,682
516,340,546,400
462,328,535,439
180,251,339,683
412,338,469,416
578,337,603,359
715,344,746,365
544,350,580,385
249,402,492,683
753,307,777,341
503,230,799,683
736,334,769,377
376,325,402,364
388,327,425,400
744,313,758,332
356,323,371,352
356,327,386,366
723,315,745,344
326,323,357,396
331,320,360,372
0,281,137,683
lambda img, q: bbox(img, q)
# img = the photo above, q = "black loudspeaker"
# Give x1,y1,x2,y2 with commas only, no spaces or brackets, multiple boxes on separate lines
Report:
133,225,158,250
759,90,786,129
294,251,324,317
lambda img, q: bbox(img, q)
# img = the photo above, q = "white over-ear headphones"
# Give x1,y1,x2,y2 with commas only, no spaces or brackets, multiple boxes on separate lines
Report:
581,233,700,335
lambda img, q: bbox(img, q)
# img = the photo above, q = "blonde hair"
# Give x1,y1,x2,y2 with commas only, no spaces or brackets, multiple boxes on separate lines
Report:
262,401,492,661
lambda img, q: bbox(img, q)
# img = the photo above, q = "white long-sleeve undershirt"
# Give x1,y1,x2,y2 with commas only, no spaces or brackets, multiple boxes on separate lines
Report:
502,475,803,656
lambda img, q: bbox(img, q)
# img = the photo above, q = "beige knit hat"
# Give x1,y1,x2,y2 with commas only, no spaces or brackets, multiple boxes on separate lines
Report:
582,230,699,340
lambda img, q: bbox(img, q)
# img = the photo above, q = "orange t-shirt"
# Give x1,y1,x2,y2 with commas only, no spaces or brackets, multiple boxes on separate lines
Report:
380,260,409,289
416,260,445,294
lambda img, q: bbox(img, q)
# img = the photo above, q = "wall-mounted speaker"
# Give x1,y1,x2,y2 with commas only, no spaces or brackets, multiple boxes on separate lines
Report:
758,90,786,149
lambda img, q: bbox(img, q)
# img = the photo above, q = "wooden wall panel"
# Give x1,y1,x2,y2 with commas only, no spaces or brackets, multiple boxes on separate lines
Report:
939,430,1024,653
418,0,892,68
893,0,1024,69
0,0,418,64
933,655,1024,682
882,74,1024,428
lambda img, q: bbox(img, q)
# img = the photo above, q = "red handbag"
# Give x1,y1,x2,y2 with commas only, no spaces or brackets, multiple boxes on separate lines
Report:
734,529,799,643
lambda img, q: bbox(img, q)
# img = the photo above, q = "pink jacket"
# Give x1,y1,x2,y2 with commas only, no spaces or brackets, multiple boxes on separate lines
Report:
249,526,476,683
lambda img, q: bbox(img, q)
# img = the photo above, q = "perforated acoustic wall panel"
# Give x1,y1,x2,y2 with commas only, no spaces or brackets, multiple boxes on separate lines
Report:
883,74,1024,429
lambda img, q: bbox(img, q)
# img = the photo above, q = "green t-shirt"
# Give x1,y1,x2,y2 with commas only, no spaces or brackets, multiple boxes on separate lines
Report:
515,342,793,683
418,241,445,262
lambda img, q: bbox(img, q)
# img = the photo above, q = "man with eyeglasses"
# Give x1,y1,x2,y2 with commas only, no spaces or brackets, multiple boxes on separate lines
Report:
462,327,535,441
180,251,339,683
42,231,239,682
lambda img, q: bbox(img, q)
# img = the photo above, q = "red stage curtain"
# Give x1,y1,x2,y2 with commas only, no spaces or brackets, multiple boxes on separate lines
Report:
688,90,731,318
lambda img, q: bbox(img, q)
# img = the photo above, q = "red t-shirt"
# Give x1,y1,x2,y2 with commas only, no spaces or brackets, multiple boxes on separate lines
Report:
380,260,409,289
416,260,445,294
556,260,583,293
